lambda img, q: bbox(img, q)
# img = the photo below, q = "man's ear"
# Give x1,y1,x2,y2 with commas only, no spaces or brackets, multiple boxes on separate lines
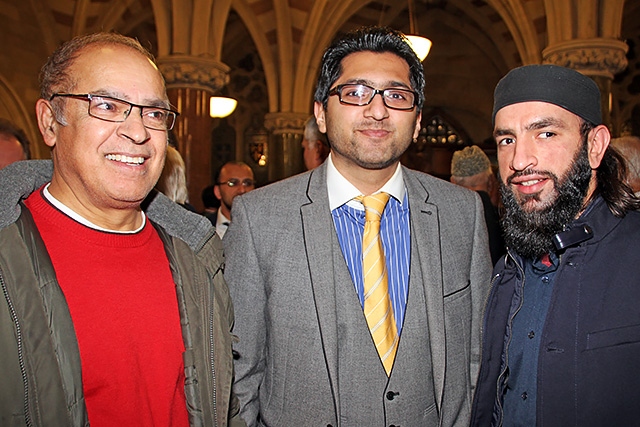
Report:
213,185,222,200
36,99,58,148
314,101,327,134
413,111,422,139
587,124,610,169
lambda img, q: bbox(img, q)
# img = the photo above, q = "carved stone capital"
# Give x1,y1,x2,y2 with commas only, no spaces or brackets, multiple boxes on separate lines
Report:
264,112,308,134
542,38,628,79
157,55,231,93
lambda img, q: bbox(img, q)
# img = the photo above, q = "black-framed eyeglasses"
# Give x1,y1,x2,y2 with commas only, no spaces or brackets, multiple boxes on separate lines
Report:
217,178,255,188
328,84,417,111
49,93,179,131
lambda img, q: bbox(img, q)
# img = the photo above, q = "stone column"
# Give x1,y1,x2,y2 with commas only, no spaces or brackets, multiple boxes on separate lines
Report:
157,55,230,212
264,112,308,182
543,38,628,131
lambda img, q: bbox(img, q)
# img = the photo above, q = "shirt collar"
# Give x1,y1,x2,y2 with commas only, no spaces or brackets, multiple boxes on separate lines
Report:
42,183,146,234
216,210,230,228
326,153,406,211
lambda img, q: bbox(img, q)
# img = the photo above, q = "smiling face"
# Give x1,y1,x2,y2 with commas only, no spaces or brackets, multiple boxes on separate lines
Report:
314,51,421,183
37,44,169,228
494,100,613,258
494,101,600,213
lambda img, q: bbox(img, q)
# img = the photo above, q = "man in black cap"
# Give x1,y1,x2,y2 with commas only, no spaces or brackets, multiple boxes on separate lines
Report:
471,64,640,427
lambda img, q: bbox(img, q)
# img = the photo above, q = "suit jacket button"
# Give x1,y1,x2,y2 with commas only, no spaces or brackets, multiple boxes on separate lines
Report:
386,391,399,400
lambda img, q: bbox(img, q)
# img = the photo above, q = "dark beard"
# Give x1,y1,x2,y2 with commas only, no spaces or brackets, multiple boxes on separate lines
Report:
500,141,593,259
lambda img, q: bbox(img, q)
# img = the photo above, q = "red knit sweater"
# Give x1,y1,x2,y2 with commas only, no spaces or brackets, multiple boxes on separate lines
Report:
25,188,189,427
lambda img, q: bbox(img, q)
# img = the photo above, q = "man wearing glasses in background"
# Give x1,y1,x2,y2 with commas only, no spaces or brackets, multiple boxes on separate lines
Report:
0,33,243,426
213,161,255,239
224,26,491,427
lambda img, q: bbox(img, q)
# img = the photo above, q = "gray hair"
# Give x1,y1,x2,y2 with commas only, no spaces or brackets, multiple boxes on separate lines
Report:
303,116,326,149
156,145,189,204
40,32,161,125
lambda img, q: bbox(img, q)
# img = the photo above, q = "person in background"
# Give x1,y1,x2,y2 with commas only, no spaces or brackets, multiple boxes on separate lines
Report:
213,161,255,239
0,32,243,426
472,64,640,427
450,145,505,264
155,145,196,211
301,115,330,170
224,26,492,427
610,135,640,194
0,118,31,169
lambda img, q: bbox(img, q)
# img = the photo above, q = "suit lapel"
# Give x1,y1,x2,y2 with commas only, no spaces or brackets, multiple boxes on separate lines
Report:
403,168,447,413
300,164,341,416
300,166,448,416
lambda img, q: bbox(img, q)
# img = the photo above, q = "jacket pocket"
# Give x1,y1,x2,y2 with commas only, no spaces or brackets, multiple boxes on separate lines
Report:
586,323,640,350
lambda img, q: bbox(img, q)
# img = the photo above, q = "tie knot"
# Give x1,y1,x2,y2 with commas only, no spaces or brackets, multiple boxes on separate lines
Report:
357,192,390,222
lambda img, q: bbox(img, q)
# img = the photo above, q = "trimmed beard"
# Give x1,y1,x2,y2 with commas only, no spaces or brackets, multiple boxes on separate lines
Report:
500,140,593,259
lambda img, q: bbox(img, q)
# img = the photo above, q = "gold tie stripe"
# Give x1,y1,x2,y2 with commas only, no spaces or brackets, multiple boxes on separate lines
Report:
357,192,398,376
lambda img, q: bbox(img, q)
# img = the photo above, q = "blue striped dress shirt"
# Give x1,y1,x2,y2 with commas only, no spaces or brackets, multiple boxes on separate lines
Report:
326,155,411,333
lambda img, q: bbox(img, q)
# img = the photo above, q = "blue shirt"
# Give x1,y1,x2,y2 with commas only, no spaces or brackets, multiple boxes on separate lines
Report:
326,154,411,333
502,252,558,426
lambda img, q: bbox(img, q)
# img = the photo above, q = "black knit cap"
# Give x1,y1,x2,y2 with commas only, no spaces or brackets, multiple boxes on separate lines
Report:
492,64,602,126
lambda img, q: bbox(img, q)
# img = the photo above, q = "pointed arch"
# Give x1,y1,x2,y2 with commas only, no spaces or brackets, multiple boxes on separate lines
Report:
274,0,294,111
232,0,280,112
29,0,59,54
151,0,172,56
209,0,233,58
486,0,542,64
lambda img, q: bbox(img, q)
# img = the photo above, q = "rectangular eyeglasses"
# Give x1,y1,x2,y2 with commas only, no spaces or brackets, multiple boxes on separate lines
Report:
50,93,179,131
217,178,255,188
328,83,417,110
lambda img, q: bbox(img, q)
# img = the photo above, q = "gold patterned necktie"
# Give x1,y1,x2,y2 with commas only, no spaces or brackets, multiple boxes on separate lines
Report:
357,192,398,376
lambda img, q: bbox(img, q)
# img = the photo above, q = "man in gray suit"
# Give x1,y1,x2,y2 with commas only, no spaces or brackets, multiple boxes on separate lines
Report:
224,26,492,427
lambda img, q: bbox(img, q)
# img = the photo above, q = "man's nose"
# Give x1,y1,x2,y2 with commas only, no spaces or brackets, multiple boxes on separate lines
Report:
118,106,150,144
363,92,390,121
510,139,537,172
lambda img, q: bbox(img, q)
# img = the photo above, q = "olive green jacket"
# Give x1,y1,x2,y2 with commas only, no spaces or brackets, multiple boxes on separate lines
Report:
0,160,244,427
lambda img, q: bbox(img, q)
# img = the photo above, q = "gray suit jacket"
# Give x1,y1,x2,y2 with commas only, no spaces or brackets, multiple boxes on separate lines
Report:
224,163,492,427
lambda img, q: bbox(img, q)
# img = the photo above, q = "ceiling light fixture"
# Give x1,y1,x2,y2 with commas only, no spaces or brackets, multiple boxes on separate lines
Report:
209,96,237,118
406,0,432,61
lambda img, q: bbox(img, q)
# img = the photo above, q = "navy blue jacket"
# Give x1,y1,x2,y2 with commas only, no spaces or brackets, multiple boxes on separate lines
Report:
471,197,640,427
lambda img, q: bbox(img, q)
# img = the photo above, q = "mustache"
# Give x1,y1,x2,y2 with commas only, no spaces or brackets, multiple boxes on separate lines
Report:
354,120,393,130
506,168,558,185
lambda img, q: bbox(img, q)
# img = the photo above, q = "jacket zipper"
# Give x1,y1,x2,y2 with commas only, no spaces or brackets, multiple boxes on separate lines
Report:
0,266,33,427
209,268,219,426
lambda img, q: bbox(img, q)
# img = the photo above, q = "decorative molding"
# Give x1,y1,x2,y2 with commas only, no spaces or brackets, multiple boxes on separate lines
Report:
542,38,629,79
264,112,308,134
157,55,231,93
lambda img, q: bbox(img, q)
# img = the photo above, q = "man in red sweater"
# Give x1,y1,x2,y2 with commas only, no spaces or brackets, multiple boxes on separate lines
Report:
0,33,244,426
